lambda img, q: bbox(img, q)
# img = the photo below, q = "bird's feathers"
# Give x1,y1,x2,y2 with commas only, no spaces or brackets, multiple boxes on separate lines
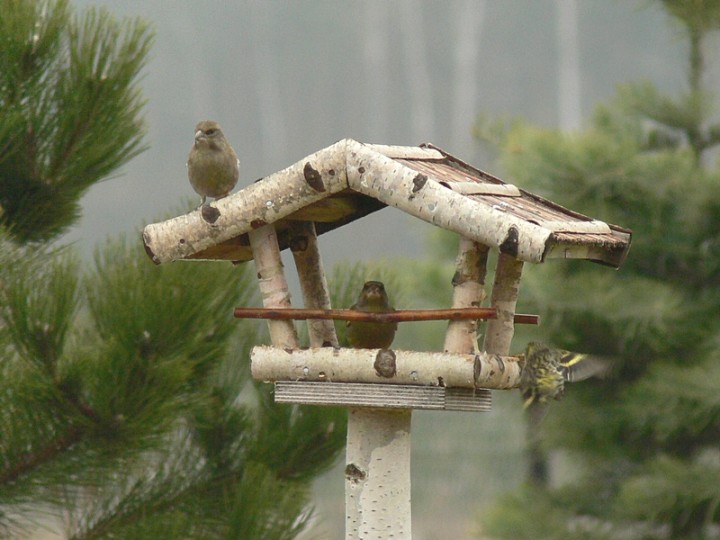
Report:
346,281,397,349
520,342,613,409
187,120,239,205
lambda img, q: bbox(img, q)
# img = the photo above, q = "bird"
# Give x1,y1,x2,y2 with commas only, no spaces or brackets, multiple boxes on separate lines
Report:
187,120,240,206
519,341,613,409
346,281,398,349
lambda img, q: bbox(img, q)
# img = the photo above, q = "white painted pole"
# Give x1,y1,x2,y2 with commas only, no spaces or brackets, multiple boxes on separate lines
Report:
345,408,412,539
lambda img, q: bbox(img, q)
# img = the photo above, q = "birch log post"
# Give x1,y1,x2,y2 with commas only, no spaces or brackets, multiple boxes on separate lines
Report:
482,252,524,356
248,224,298,348
288,221,338,347
443,237,489,354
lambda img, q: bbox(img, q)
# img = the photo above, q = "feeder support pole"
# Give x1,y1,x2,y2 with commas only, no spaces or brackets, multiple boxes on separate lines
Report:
346,408,412,539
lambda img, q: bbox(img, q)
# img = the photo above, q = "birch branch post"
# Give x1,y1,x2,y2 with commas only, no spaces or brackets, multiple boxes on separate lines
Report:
443,238,490,355
288,221,338,347
248,224,298,349
483,252,524,356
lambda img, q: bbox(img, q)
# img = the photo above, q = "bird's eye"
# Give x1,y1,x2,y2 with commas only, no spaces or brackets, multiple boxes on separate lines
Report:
205,128,216,136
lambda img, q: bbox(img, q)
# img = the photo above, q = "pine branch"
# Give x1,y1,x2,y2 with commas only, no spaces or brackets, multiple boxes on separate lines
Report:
0,2,153,243
0,425,83,484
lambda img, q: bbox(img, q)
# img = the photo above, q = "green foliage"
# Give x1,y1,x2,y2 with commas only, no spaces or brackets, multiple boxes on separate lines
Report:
0,233,345,538
474,2,720,537
225,463,313,540
482,487,581,540
250,385,347,483
616,452,720,537
0,242,79,374
623,352,720,451
0,0,153,242
660,0,720,35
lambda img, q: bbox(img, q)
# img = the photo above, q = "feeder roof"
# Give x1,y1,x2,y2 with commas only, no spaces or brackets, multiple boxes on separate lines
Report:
143,139,631,267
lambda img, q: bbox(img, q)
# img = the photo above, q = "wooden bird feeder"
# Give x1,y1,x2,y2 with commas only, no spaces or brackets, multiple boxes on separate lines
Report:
143,139,631,539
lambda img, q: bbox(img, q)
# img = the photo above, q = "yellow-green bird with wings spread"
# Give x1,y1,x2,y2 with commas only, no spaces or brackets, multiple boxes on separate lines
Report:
519,342,613,409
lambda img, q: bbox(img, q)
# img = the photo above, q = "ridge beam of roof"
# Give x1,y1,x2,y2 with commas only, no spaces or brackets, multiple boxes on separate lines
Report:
363,143,444,160
143,139,350,264
346,140,552,264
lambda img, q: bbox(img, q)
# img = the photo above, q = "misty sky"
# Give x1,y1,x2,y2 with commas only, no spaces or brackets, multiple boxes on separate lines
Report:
64,0,701,268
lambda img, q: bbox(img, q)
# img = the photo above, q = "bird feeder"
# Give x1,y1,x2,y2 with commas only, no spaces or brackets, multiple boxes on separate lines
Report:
142,139,631,539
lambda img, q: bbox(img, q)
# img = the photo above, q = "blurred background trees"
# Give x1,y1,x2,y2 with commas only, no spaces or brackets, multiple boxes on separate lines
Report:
477,0,720,537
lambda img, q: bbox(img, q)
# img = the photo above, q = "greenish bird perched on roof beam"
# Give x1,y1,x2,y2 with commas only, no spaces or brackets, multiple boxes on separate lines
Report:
187,120,240,207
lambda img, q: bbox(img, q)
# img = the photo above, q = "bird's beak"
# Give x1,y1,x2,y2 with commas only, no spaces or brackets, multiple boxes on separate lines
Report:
194,129,204,142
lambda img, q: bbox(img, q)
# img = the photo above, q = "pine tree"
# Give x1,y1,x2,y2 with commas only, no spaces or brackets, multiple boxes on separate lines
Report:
479,1,720,537
0,0,151,243
0,2,347,538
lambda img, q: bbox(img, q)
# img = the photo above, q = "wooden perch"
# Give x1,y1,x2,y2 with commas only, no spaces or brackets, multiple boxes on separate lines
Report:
234,307,539,325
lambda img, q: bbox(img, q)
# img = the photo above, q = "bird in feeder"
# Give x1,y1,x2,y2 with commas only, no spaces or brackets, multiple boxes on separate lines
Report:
519,341,612,409
346,281,398,349
187,120,240,206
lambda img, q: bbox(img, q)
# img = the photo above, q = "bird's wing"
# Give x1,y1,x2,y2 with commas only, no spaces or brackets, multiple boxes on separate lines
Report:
560,352,613,382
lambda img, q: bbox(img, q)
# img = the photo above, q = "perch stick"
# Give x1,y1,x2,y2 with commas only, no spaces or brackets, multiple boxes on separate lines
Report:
234,307,539,325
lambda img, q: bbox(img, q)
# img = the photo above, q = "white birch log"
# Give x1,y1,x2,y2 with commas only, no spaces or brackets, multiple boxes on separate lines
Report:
483,253,524,355
142,139,349,264
346,408,412,539
248,225,298,349
288,221,338,348
250,346,521,390
444,238,489,355
346,140,552,263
